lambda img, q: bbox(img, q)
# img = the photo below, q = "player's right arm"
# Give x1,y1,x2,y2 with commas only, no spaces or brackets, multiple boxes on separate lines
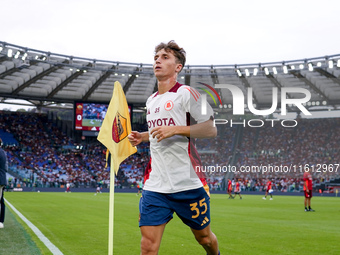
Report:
128,131,149,146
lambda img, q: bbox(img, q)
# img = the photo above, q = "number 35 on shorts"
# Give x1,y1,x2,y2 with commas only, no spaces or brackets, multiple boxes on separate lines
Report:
190,198,207,219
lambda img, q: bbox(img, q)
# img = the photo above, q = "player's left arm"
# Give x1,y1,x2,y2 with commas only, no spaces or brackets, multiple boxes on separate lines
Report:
151,119,217,142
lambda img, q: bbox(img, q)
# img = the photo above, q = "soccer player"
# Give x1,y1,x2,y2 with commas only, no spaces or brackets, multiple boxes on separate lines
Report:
0,138,8,229
136,179,143,196
263,179,273,200
65,182,71,193
227,178,234,199
95,185,102,195
303,171,315,212
128,41,220,255
234,180,242,199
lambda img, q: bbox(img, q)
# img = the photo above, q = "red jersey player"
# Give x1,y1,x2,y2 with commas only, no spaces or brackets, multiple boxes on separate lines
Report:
263,179,273,200
303,171,315,212
227,179,233,199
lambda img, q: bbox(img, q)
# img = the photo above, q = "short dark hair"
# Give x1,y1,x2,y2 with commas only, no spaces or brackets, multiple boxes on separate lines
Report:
154,40,186,71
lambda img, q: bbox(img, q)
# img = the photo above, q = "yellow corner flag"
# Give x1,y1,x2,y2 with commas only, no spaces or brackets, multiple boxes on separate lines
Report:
97,81,137,255
98,81,137,174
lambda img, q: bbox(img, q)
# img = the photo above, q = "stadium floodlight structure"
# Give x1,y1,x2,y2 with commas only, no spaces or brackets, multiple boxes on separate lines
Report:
0,40,340,115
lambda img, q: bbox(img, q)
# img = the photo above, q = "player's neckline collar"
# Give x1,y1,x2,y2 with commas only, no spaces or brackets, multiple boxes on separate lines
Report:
154,82,182,98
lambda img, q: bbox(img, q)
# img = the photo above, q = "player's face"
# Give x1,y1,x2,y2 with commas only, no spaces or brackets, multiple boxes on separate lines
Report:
153,49,182,80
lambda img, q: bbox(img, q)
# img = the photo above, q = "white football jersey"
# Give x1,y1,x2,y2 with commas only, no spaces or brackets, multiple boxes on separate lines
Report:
143,82,214,193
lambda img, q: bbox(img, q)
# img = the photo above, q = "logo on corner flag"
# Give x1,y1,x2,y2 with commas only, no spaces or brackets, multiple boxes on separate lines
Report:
112,112,128,143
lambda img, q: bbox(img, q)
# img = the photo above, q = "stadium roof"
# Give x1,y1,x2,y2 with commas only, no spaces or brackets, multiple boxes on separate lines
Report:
1,41,340,114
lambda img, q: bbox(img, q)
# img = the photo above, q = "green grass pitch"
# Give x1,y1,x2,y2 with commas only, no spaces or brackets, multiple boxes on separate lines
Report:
82,118,102,127
3,192,340,255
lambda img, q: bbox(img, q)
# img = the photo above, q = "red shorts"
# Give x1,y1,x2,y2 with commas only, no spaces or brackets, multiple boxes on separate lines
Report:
304,190,312,198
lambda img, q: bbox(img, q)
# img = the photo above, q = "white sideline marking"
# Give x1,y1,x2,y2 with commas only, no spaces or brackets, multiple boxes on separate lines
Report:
5,198,64,255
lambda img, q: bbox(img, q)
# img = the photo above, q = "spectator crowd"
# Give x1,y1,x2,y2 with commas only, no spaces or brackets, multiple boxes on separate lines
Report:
1,111,339,192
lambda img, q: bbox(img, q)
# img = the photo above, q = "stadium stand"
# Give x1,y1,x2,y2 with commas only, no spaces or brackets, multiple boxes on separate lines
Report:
0,110,339,194
1,41,340,109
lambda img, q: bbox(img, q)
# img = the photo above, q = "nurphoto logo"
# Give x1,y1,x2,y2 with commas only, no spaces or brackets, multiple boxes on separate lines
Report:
200,83,312,128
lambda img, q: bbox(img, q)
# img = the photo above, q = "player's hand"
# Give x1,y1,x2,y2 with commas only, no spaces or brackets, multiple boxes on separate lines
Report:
151,126,176,142
128,131,142,146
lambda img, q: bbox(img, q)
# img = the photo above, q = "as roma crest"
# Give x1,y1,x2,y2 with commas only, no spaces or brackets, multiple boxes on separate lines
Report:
164,100,174,111
112,112,128,143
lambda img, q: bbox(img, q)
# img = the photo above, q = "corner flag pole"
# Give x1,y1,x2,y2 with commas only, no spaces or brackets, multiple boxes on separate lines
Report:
108,157,115,255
